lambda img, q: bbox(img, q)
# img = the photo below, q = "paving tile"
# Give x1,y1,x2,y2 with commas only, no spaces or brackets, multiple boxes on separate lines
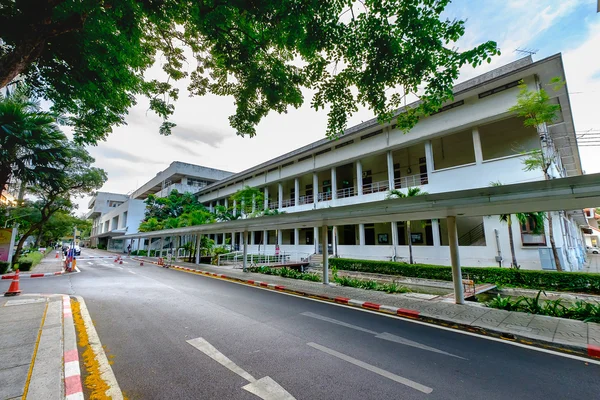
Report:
525,315,559,339
471,309,511,328
587,323,600,346
0,364,28,399
0,344,34,370
553,319,588,345
450,306,492,325
499,312,535,328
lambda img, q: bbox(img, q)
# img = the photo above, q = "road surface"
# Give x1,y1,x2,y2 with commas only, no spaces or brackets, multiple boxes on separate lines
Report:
3,248,599,400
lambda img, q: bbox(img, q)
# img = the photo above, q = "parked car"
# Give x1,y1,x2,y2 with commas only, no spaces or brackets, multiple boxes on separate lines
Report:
587,246,599,255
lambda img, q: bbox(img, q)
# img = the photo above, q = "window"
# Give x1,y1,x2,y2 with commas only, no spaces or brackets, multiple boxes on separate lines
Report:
188,178,209,188
335,140,354,149
429,100,464,115
298,155,312,162
521,216,546,246
478,80,520,99
315,148,331,156
360,129,383,140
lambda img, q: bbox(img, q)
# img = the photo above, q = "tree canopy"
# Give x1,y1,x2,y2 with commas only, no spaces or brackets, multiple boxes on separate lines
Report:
0,0,498,144
0,86,71,191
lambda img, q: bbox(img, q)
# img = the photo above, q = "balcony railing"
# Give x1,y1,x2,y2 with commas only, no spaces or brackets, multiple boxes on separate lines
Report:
281,198,295,208
298,195,313,205
318,192,333,202
336,187,356,198
393,173,428,189
268,201,278,209
362,180,390,195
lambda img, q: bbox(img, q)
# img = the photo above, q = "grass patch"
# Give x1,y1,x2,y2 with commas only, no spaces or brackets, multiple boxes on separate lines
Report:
15,251,45,271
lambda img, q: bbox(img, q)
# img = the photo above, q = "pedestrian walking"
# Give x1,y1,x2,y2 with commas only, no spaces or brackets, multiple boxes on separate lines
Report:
127,243,132,256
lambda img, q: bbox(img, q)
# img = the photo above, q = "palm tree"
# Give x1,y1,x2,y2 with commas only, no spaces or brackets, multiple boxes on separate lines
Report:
499,212,545,268
491,182,545,268
0,86,68,192
386,187,428,264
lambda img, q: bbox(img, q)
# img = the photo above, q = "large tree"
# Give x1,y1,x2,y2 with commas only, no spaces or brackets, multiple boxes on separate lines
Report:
0,86,69,191
508,78,565,271
0,0,499,144
12,145,106,261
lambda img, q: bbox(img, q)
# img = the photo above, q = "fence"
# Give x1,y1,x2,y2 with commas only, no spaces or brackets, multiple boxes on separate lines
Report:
218,251,311,267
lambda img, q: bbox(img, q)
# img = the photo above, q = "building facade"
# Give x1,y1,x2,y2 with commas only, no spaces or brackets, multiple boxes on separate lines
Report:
193,54,588,271
89,162,233,250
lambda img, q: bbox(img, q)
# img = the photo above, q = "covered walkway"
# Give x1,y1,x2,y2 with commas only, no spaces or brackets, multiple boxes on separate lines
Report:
114,173,600,304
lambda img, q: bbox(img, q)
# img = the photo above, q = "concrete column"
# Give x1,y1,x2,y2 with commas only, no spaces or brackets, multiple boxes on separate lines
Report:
209,202,214,213
294,228,300,246
231,231,236,250
313,172,319,204
250,231,255,245
358,223,365,246
233,199,237,216
294,178,300,206
431,219,441,247
224,198,229,209
263,230,268,246
472,127,483,165
252,195,256,213
387,150,395,190
278,183,283,209
424,140,434,177
322,225,329,284
333,226,339,257
356,160,363,196
277,230,283,245
331,167,337,200
264,187,269,210
313,226,319,253
195,234,201,264
243,231,249,272
390,221,399,261
160,237,164,258
447,216,464,305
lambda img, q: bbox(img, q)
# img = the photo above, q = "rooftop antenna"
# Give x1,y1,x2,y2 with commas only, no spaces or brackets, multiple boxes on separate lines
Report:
514,48,538,58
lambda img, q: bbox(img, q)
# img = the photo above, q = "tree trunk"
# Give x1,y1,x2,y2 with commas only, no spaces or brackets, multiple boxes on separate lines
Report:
34,227,43,248
407,221,414,264
507,216,517,267
0,35,47,88
547,213,563,271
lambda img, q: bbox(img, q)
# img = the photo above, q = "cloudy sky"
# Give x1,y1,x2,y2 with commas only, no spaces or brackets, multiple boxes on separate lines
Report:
76,0,600,215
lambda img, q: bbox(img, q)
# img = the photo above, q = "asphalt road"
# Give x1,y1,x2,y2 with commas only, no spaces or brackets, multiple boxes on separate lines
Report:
3,249,599,400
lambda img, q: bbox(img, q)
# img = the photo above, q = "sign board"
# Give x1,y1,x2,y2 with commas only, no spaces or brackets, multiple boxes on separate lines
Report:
0,228,12,262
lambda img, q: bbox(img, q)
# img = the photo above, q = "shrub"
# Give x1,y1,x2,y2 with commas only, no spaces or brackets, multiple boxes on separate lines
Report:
131,250,148,256
486,291,600,323
248,266,321,282
17,260,33,271
330,258,600,294
0,261,10,274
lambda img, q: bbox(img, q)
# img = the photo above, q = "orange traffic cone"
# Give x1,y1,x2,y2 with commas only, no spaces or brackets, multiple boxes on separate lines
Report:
140,261,144,266
119,259,123,264
55,251,59,259
4,270,21,297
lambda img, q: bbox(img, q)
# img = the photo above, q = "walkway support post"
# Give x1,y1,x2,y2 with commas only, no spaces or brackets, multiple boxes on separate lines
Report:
160,237,164,258
322,224,329,284
447,216,464,305
243,231,249,272
195,234,201,265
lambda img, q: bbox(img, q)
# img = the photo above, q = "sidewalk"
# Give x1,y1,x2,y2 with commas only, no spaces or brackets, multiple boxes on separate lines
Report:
584,254,600,274
0,294,74,400
135,256,600,360
30,251,65,274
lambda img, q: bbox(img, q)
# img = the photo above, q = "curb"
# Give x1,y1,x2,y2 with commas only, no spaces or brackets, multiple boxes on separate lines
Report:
134,258,600,361
63,295,84,400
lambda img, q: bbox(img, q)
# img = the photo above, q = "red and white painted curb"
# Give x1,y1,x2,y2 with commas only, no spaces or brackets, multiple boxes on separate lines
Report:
158,263,423,319
62,295,84,400
1,271,66,279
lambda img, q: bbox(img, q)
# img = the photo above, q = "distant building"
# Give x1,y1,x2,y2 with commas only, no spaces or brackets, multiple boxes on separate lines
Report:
583,209,600,248
88,162,232,250
193,53,587,271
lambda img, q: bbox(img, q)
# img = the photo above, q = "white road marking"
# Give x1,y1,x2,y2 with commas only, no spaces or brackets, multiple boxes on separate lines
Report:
242,377,296,400
307,342,433,394
301,312,465,359
187,337,256,382
128,271,136,274
187,337,296,399
87,262,93,265
301,312,378,335
375,332,466,359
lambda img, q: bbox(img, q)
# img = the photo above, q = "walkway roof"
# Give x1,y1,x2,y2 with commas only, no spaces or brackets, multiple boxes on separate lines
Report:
112,173,600,240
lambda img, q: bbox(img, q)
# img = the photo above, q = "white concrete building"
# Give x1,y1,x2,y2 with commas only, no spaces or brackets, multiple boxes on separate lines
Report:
193,54,588,271
89,162,232,250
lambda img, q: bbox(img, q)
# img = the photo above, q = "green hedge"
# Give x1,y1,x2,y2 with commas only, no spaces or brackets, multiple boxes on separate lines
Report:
16,260,33,271
329,258,600,294
131,250,148,256
0,261,10,274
